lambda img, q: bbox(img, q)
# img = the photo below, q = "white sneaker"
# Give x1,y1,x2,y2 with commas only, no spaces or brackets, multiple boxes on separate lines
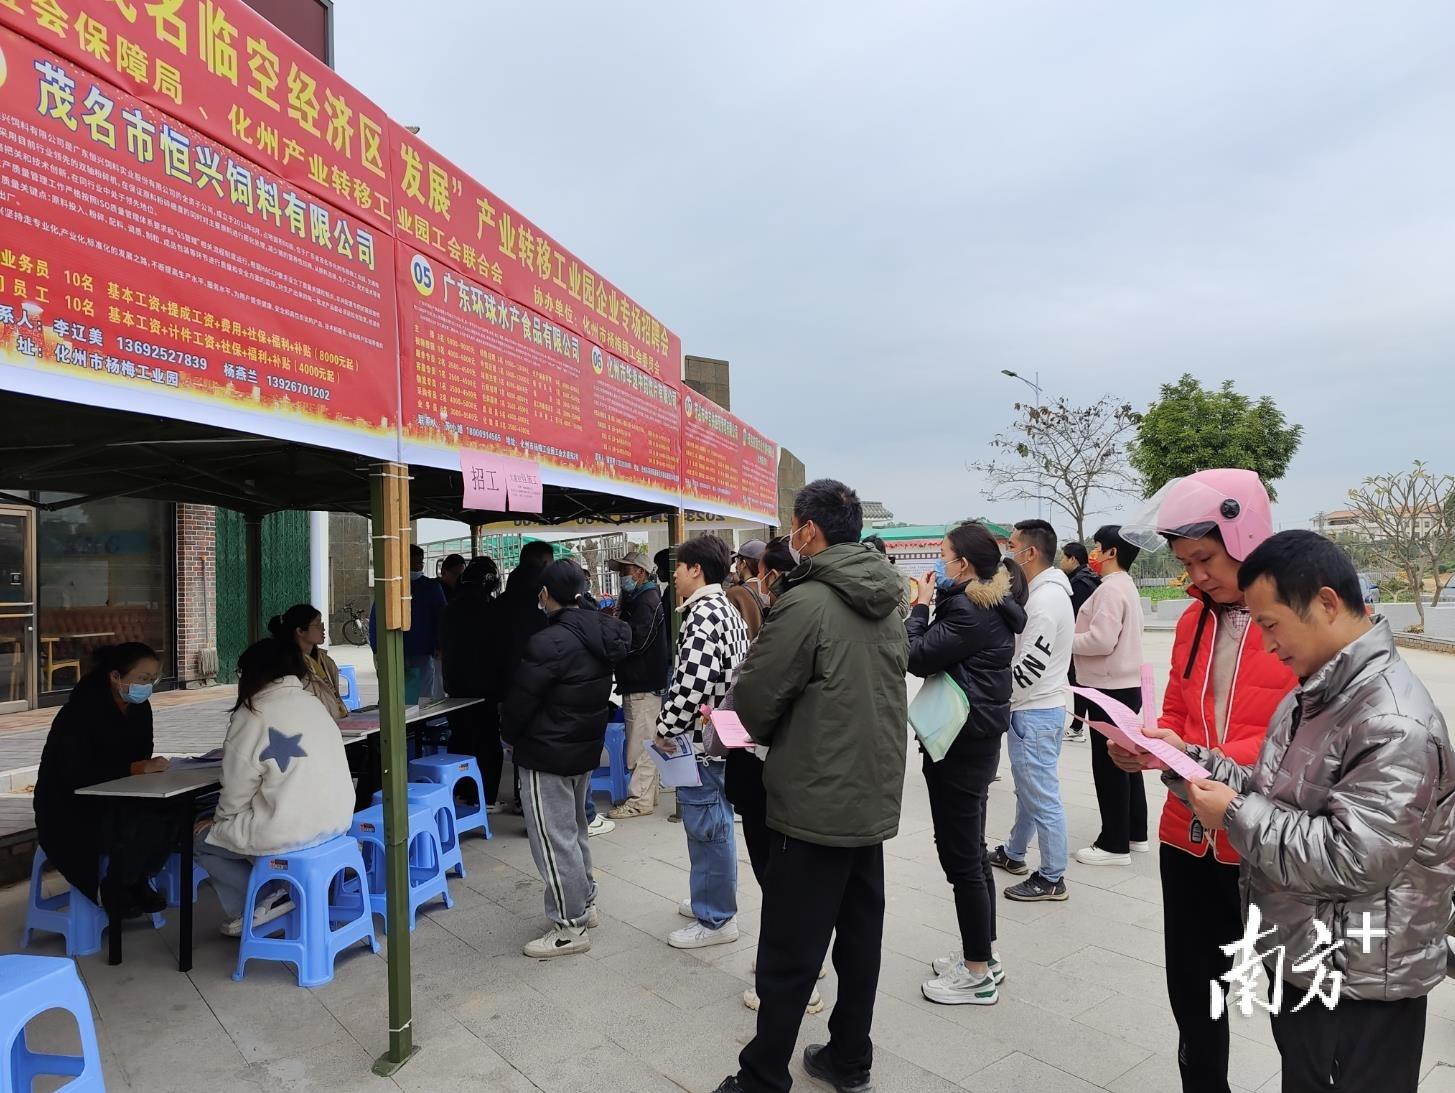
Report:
585,904,600,929
221,889,295,938
922,964,998,1006
931,950,1005,984
1130,840,1151,853
668,919,739,949
587,815,615,837
1074,845,1132,866
678,898,696,919
742,985,823,1013
524,924,591,958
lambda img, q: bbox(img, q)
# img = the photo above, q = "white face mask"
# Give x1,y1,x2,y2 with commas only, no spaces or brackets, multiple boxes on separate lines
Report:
788,522,812,565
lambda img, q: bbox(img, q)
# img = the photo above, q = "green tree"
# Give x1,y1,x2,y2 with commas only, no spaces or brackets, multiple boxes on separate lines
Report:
1130,374,1303,499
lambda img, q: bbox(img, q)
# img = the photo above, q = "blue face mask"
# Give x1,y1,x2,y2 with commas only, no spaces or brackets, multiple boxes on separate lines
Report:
620,576,638,595
934,558,957,592
120,682,153,705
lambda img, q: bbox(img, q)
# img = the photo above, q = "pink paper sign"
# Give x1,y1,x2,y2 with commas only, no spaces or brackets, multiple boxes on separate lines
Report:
461,451,510,511
700,706,755,748
1070,681,1211,781
504,457,543,513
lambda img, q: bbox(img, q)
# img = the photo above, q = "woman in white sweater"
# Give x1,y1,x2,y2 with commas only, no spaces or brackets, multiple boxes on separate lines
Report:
1070,525,1148,868
195,637,357,936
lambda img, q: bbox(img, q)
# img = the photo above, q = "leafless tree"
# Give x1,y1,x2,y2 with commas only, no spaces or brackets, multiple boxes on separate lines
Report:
1345,462,1455,630
970,396,1143,541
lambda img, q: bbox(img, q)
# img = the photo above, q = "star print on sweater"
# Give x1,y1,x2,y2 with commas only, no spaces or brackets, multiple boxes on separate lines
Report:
259,727,308,773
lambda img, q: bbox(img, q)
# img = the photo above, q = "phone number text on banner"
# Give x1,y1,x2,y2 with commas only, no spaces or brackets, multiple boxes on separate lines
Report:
0,26,399,455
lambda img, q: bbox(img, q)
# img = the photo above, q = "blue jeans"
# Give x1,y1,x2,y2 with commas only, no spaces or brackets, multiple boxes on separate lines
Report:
677,760,737,929
1004,707,1070,883
585,792,597,823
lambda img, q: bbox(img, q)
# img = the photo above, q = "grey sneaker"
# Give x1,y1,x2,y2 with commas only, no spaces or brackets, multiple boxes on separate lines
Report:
922,964,999,1006
931,950,1005,985
1004,871,1069,902
989,845,1029,876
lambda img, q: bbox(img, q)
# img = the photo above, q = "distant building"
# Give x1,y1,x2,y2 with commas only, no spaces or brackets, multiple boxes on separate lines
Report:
865,522,1012,578
1312,508,1440,543
861,501,895,528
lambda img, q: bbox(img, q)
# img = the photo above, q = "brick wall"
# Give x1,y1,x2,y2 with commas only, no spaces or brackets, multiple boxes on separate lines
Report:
174,504,217,687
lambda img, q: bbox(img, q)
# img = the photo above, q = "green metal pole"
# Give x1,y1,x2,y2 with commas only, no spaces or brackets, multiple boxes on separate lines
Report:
370,467,416,1076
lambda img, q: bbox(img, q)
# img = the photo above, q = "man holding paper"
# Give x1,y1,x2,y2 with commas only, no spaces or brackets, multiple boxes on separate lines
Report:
712,479,908,1093
1120,531,1455,1093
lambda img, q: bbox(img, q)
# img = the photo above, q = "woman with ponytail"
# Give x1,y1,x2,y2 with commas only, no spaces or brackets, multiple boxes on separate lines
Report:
501,559,631,959
269,604,346,720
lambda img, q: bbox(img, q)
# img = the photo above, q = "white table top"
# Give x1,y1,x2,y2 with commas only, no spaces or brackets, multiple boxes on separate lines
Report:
76,764,223,799
341,696,482,730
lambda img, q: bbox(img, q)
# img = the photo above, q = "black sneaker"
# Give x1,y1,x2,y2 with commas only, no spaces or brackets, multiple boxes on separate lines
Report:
133,883,167,915
710,1078,745,1093
988,845,1028,876
1004,871,1069,902
803,1044,873,1093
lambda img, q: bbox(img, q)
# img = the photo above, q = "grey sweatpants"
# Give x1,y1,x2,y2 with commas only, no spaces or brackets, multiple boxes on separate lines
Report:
519,766,596,928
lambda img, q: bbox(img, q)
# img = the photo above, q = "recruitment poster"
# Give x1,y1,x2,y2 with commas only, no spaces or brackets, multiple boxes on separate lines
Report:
681,389,780,525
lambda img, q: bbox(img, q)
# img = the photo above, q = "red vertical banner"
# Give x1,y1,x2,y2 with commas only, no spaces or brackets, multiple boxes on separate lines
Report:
0,25,399,455
682,391,780,524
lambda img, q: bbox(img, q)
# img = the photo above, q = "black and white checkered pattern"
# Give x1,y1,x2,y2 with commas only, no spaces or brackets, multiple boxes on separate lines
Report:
658,587,750,755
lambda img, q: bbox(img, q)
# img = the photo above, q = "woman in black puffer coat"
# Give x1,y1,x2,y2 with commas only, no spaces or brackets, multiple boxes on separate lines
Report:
906,521,1027,1005
502,559,630,957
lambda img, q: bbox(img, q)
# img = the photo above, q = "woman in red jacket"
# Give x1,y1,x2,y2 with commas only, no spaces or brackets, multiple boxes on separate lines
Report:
1118,470,1297,1093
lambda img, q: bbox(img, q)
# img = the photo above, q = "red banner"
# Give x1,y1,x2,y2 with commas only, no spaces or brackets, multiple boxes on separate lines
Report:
388,123,681,387
396,250,681,503
0,0,394,231
0,25,399,455
682,390,780,524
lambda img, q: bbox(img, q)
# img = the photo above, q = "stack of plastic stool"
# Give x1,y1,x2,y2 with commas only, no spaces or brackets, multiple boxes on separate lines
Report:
407,753,492,840
346,802,453,930
21,849,163,958
0,954,106,1091
232,835,379,988
372,782,464,878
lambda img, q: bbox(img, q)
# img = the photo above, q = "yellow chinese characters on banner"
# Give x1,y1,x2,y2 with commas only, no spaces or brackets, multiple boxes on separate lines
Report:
0,0,393,231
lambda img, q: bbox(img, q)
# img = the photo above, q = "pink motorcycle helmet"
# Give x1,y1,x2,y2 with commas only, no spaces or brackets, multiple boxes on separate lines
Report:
1121,469,1274,562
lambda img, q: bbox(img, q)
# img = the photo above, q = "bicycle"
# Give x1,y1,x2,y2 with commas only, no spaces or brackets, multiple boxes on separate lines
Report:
334,600,370,647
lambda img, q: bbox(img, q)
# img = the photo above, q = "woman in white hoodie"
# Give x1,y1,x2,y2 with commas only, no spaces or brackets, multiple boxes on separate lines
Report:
194,637,356,936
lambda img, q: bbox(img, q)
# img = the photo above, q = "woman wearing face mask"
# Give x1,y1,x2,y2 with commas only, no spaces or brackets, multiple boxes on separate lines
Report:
34,642,176,918
906,523,1028,1006
270,603,347,721
1114,470,1297,1093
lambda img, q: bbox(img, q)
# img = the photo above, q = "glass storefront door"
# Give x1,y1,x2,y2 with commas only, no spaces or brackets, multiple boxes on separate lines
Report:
0,507,36,713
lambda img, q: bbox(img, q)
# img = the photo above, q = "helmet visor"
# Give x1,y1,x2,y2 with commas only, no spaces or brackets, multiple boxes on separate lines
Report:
1118,476,1235,554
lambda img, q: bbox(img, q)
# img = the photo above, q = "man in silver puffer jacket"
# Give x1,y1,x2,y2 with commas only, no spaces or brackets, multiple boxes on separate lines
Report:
1134,531,1454,1093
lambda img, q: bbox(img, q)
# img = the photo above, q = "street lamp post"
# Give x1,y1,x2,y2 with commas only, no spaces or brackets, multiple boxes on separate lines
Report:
1000,369,1044,520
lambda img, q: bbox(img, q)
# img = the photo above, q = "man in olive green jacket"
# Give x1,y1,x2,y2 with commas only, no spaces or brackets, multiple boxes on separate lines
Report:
714,479,908,1093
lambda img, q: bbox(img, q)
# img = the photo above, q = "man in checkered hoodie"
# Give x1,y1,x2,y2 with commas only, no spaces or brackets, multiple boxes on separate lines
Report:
656,534,751,949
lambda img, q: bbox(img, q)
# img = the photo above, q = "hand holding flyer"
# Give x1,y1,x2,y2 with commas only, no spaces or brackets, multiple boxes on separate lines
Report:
1071,665,1211,781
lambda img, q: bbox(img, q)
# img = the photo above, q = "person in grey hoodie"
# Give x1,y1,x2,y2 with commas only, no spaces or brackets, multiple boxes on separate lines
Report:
990,519,1075,902
1128,532,1454,1093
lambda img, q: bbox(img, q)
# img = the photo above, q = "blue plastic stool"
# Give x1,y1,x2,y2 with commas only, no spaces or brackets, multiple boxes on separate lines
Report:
21,849,163,958
347,803,453,931
232,836,379,988
336,664,362,712
0,955,106,1092
589,721,630,805
371,783,463,879
407,753,492,840
155,853,209,909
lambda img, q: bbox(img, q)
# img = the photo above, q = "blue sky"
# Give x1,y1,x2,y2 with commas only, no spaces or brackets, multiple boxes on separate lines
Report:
338,1,1454,533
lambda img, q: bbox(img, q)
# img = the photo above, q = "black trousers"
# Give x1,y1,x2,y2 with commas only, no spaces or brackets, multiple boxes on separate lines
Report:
1270,992,1426,1092
1086,686,1147,854
447,700,504,805
1161,846,1244,1093
922,745,998,962
723,750,770,886
738,836,884,1093
1069,665,1088,732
